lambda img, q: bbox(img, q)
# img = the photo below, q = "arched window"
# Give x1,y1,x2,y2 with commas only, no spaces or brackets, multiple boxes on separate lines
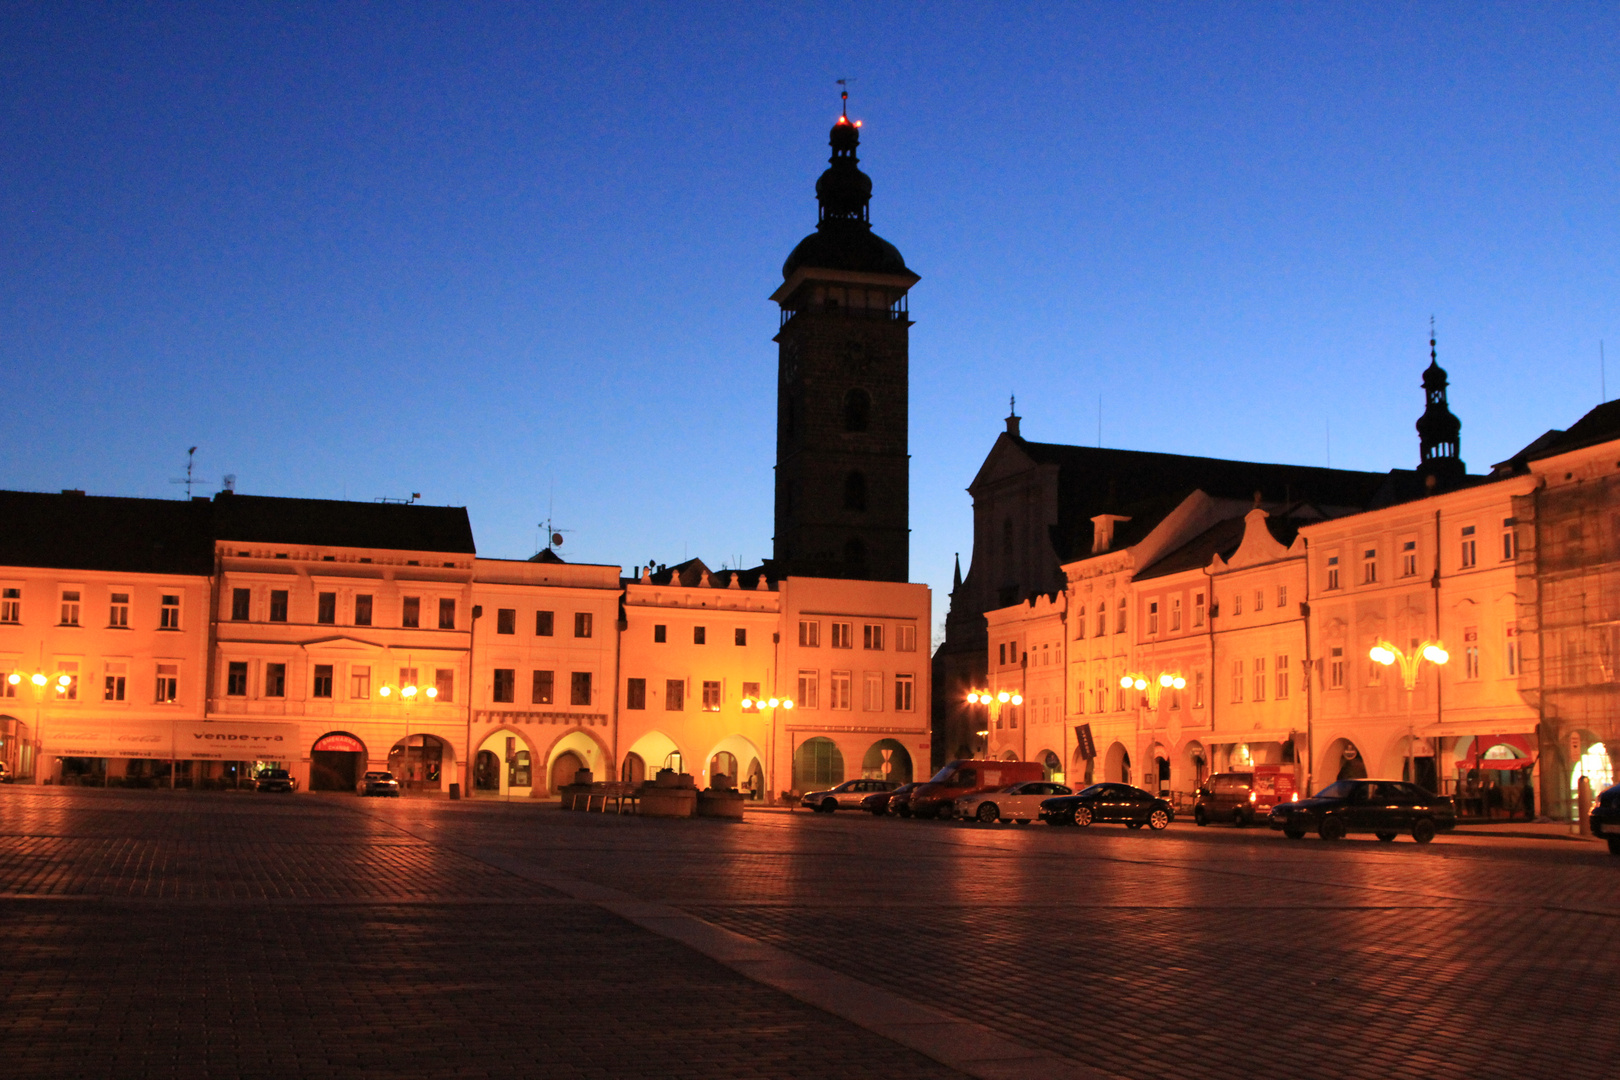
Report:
843,537,867,572
843,389,871,432
844,471,867,511
794,737,845,789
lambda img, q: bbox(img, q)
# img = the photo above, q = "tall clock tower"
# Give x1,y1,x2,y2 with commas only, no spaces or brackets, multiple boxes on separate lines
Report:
771,104,918,582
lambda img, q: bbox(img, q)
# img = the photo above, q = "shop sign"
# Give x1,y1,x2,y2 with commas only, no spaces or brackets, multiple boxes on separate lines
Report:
177,721,298,760
312,733,365,754
47,718,173,758
1073,723,1097,760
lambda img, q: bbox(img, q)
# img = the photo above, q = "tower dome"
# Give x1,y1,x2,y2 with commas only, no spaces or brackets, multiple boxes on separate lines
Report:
781,112,909,280
1416,327,1466,487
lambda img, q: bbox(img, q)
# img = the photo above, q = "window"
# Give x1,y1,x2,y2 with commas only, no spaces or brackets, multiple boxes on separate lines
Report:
434,668,454,702
1401,540,1418,578
575,612,593,638
103,591,129,628
1326,556,1341,591
1115,598,1126,634
831,622,853,648
1362,548,1378,584
896,624,916,652
535,610,554,636
653,624,667,643
1506,624,1520,676
844,471,867,511
159,594,180,629
493,668,515,703
702,681,721,712
354,594,373,626
693,625,706,645
270,590,289,623
1194,592,1206,628
1232,593,1242,617
863,623,885,650
496,608,515,635
532,670,554,704
570,672,592,706
230,588,250,621
227,662,248,696
1096,606,1108,637
104,662,127,702
625,677,646,709
1251,589,1263,612
1253,657,1266,701
1276,655,1290,699
798,620,820,647
438,598,456,629
665,679,685,711
1148,602,1159,635
830,671,852,710
1076,607,1087,639
317,592,336,625
1277,585,1288,609
60,590,80,626
265,663,286,698
894,673,914,712
351,664,370,699
0,588,18,623
735,627,747,646
1464,626,1480,679
742,682,761,711
312,664,333,699
1231,660,1244,703
399,667,418,692
797,670,819,709
1502,519,1518,561
1193,670,1205,709
155,663,177,703
1461,526,1477,568
863,671,883,711
1170,597,1182,632
1329,647,1345,689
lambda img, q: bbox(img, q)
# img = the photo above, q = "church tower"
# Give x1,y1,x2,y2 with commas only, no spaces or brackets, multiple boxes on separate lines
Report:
1416,326,1466,488
770,98,918,582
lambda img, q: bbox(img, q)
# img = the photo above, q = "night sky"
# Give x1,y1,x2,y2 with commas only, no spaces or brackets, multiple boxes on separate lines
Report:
4,3,1617,639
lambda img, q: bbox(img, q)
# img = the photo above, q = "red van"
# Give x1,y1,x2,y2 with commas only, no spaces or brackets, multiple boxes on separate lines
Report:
909,759,1047,819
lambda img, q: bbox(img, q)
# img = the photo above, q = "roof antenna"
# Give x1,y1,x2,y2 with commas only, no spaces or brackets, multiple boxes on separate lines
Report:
539,483,572,555
1602,339,1607,403
169,446,199,499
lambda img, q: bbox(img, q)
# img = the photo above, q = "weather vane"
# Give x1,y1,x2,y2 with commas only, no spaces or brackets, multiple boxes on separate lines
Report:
837,77,855,117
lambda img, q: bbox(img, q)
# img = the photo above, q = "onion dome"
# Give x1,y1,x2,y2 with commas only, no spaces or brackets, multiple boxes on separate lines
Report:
782,113,909,279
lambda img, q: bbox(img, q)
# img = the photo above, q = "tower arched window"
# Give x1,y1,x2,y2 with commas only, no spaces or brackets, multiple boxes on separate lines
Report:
844,471,867,512
843,389,871,432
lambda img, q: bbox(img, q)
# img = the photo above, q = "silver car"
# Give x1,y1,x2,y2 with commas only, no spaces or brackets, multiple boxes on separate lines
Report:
801,778,898,813
955,781,1074,824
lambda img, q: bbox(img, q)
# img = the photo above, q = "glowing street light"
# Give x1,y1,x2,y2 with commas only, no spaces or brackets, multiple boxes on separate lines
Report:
1369,639,1448,690
1120,670,1185,709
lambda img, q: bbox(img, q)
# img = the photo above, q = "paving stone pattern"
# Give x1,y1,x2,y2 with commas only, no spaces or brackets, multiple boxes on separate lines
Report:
3,789,1616,1080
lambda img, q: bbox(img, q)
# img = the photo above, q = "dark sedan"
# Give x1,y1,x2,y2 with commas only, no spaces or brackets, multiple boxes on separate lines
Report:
1039,783,1173,830
253,768,296,794
1268,779,1455,843
1591,783,1620,855
865,781,920,816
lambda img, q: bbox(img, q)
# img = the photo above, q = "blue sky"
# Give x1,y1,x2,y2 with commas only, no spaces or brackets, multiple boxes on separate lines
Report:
3,3,1617,638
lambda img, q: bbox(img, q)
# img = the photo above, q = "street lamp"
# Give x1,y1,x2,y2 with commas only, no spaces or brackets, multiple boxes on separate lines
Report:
1370,639,1448,791
1119,671,1185,710
965,689,1022,757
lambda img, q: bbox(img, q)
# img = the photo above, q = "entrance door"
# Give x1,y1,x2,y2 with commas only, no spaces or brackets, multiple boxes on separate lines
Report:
388,735,447,792
310,751,361,791
550,751,586,793
474,750,501,792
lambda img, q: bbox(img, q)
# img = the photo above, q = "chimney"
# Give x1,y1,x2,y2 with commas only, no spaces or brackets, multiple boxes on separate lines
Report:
1091,514,1131,554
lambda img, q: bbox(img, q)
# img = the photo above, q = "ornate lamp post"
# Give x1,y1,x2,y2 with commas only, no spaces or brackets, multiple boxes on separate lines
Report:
965,689,1022,758
1119,671,1186,710
740,694,792,801
1369,639,1448,792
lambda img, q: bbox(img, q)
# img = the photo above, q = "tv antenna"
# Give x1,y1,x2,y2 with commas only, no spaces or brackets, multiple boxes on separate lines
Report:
539,486,573,553
170,447,200,498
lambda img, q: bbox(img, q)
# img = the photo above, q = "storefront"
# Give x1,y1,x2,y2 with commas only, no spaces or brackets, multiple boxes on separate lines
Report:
1452,734,1537,819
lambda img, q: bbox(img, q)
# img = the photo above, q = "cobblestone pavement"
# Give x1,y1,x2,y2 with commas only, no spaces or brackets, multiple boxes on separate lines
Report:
3,789,1616,1080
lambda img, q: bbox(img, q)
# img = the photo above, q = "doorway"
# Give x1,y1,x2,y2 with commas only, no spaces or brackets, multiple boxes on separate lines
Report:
474,750,501,793
388,734,447,793
311,732,366,792
550,751,586,793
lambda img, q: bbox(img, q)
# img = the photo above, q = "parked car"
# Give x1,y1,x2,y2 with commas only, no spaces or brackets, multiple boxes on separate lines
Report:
954,781,1074,823
882,781,922,817
801,778,898,813
1589,782,1620,855
860,780,916,816
357,770,401,797
1038,783,1173,830
0,760,10,782
909,759,1047,820
253,768,296,794
1267,779,1455,842
1193,771,1296,827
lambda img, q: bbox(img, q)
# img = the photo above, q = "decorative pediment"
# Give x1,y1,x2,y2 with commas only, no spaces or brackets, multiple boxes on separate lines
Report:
298,635,388,653
968,434,1040,492
1224,508,1292,569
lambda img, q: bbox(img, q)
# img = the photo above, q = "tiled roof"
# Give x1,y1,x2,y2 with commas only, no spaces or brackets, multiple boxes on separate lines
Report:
0,491,215,575
210,493,475,553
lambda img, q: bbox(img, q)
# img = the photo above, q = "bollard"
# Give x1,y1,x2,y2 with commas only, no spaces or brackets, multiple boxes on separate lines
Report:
1577,775,1592,835
448,782,461,800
